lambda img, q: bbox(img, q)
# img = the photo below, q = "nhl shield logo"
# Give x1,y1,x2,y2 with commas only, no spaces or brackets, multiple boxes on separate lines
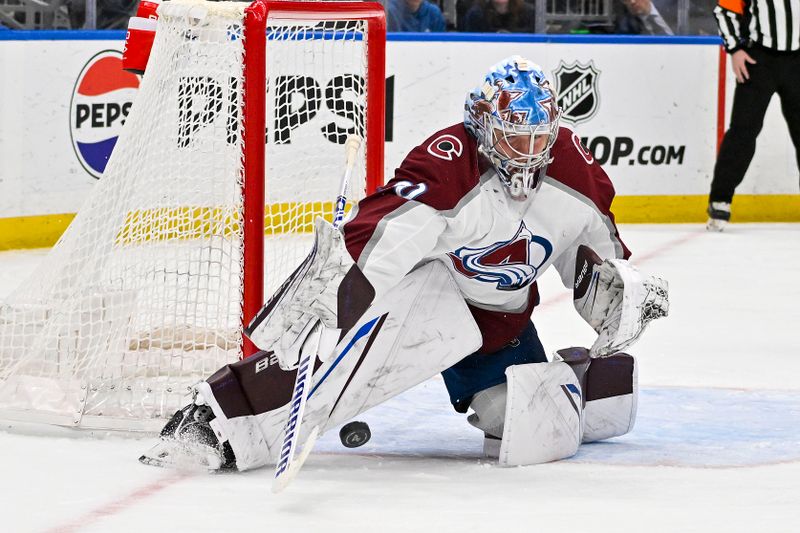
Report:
553,61,600,125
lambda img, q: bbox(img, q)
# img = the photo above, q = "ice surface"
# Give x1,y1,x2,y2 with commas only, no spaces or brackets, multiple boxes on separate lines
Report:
1,224,799,532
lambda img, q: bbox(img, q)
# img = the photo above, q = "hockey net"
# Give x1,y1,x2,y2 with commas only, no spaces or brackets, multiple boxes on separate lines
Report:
0,0,385,431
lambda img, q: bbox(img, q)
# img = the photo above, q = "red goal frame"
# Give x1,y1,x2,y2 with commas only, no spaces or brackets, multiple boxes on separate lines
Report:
240,1,386,356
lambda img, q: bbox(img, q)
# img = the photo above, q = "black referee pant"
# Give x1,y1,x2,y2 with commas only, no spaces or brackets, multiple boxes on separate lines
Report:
710,45,800,204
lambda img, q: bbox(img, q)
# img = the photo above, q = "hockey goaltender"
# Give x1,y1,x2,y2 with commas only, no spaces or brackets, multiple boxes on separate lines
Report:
141,56,669,477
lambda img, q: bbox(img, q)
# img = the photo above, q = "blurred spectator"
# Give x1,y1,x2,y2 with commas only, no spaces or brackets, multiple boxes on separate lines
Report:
1,0,70,29
615,0,673,35
386,0,447,32
462,0,536,33
688,0,718,35
455,0,473,31
66,0,137,29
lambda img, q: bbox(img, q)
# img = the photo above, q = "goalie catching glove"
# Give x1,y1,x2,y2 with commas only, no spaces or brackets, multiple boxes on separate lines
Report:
573,245,669,357
246,218,364,370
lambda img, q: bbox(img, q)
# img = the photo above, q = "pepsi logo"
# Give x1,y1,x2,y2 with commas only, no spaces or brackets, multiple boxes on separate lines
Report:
70,50,140,179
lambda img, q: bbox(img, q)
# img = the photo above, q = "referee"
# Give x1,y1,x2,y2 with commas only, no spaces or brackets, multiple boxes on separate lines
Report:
708,0,800,231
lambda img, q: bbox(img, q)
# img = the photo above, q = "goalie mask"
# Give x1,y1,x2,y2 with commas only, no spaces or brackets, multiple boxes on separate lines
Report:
464,56,561,199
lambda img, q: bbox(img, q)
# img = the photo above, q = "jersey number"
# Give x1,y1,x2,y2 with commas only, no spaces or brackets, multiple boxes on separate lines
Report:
394,181,427,200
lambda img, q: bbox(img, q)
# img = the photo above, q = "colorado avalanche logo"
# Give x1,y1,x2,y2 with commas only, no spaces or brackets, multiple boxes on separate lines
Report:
447,222,553,291
70,50,140,179
427,134,463,161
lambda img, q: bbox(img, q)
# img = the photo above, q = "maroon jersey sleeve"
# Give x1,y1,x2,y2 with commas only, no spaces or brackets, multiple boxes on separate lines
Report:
344,123,482,264
547,127,631,259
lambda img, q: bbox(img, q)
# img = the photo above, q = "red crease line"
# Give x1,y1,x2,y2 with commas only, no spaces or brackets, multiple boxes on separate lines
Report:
44,472,188,533
537,230,702,310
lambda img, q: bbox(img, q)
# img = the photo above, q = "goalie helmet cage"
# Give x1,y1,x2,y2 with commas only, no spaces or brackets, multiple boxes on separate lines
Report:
0,0,386,432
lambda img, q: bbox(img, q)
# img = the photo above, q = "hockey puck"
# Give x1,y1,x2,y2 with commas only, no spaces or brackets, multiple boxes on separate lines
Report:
339,421,371,448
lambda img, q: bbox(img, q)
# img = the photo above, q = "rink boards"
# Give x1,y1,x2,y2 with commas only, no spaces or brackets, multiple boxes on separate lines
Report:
0,32,798,250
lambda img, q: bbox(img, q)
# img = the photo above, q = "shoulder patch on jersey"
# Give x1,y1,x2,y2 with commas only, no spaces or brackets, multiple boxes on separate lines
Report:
388,124,479,212
569,130,594,164
427,134,464,161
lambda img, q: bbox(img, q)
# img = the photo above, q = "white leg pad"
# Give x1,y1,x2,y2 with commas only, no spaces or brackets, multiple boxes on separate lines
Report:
201,260,482,471
195,381,269,472
499,361,582,466
582,354,638,443
467,383,507,439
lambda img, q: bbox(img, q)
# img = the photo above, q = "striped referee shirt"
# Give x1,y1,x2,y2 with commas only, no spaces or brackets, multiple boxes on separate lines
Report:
714,0,800,52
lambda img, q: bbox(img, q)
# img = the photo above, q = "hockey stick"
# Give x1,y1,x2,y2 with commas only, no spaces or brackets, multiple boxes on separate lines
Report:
271,135,362,494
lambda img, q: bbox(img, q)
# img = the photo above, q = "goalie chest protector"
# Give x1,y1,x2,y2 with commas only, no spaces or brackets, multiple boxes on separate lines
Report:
343,124,628,353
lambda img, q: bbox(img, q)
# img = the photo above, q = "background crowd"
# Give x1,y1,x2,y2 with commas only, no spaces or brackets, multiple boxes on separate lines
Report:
0,0,720,35
389,0,719,35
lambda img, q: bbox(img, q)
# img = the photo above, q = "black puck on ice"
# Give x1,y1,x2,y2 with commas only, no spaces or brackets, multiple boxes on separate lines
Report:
339,421,371,448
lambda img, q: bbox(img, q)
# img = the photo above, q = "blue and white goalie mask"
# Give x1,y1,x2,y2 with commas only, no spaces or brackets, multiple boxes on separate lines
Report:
464,56,561,199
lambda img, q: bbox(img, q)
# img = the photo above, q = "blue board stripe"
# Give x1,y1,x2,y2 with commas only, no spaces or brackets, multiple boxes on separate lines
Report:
0,29,721,46
0,30,126,41
387,33,722,45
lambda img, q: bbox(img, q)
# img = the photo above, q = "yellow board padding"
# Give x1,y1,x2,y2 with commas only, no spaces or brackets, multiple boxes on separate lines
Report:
0,202,345,251
1,195,798,251
0,213,75,251
612,195,800,223
115,201,341,245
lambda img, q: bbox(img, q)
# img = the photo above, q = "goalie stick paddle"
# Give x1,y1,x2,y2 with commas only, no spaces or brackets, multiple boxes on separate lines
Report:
271,135,362,493
271,325,321,494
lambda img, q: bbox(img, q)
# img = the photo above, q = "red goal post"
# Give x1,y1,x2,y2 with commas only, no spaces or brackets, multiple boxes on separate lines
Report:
242,0,386,357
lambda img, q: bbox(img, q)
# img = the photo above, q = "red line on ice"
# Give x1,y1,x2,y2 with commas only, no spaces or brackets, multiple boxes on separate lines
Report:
537,230,702,309
44,472,188,533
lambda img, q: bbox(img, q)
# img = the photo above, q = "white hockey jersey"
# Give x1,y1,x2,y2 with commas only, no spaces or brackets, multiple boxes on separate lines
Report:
342,123,629,353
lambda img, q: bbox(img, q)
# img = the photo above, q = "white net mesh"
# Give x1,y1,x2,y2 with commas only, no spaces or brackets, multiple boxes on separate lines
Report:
0,0,373,431
263,14,369,295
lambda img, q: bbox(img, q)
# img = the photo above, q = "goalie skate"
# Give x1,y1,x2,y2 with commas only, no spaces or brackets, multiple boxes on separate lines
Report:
139,402,236,472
